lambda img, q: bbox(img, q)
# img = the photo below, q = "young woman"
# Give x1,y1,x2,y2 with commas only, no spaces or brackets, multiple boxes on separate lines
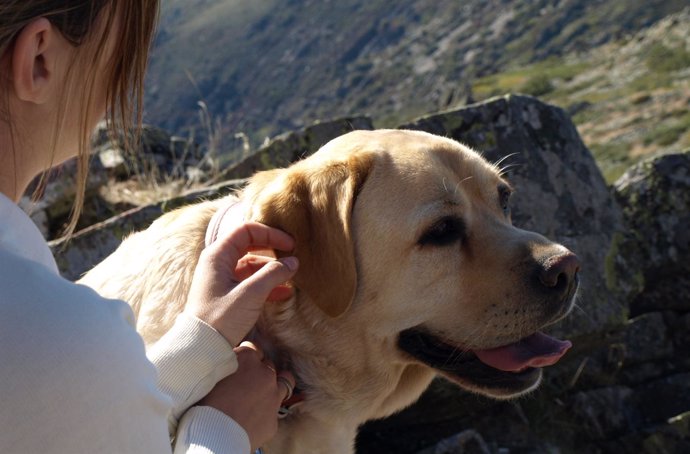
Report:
0,1,297,453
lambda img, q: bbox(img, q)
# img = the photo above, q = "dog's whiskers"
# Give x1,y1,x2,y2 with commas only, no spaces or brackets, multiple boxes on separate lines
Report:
498,163,521,177
493,152,520,169
569,301,594,324
493,152,522,178
440,319,500,369
452,318,495,352
453,176,474,197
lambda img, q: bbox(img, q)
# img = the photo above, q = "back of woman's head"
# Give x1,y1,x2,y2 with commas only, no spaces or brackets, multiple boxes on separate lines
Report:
0,0,160,236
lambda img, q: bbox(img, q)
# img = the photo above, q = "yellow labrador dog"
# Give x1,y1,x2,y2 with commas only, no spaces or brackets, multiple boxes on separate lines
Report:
81,129,579,453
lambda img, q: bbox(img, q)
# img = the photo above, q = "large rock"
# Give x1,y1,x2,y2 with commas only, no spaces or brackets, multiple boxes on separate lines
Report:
359,95,633,453
23,124,195,240
91,123,201,180
217,116,373,181
566,373,690,443
614,150,690,315
372,123,690,454
400,94,629,341
52,117,373,280
50,180,244,281
20,154,113,239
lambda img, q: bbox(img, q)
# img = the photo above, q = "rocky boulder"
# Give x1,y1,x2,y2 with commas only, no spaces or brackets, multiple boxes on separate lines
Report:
373,149,690,454
216,116,373,181
358,94,632,453
51,117,373,280
597,151,690,453
20,154,115,239
22,124,199,240
91,123,202,180
400,94,629,341
614,151,690,316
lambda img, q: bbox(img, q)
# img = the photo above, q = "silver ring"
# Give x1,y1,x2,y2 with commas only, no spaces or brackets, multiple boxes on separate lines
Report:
277,376,294,402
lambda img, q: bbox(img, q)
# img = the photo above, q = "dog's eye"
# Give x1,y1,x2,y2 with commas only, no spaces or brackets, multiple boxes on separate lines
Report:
419,216,466,247
498,185,512,217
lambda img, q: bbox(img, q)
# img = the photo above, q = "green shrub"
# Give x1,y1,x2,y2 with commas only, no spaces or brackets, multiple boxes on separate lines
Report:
521,74,555,97
643,123,687,147
646,43,690,72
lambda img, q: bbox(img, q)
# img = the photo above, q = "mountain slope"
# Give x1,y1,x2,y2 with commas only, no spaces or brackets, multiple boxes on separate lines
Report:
144,0,688,157
470,8,690,181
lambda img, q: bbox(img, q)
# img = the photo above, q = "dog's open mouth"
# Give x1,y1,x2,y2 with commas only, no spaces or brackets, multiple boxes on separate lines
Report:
398,328,572,396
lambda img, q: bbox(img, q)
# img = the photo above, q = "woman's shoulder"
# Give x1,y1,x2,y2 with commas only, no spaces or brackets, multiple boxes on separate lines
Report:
0,247,148,375
1,246,134,327
0,249,172,453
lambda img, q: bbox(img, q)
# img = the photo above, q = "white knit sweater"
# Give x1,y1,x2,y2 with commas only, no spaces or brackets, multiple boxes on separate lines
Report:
0,193,250,454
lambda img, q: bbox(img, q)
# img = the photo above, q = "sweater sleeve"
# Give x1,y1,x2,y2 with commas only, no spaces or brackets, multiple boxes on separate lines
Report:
173,406,251,454
147,313,239,435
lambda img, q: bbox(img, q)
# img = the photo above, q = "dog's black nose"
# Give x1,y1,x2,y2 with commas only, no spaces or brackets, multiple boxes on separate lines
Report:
538,252,580,293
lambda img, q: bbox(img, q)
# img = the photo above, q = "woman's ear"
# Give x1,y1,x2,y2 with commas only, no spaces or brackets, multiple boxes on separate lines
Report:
10,18,64,104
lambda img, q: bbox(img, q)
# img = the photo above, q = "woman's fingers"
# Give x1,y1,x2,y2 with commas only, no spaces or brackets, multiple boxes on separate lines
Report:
231,257,298,311
188,222,298,346
208,222,295,276
199,344,293,450
236,341,264,360
235,255,295,302
276,371,296,403
236,342,297,403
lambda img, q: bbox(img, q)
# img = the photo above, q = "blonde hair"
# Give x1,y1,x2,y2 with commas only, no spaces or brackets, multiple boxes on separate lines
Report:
0,0,160,237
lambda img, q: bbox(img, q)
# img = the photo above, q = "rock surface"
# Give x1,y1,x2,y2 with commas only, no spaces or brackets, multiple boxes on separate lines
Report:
614,151,690,315
51,117,373,280
91,123,202,180
400,94,628,341
49,99,689,452
388,149,690,454
20,153,113,239
216,116,373,181
23,124,201,239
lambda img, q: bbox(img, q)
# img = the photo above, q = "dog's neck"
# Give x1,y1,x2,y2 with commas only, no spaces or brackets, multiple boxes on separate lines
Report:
251,300,368,454
252,296,437,454
246,324,307,416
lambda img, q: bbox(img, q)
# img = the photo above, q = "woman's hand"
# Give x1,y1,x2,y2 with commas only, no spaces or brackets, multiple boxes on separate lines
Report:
185,221,298,346
198,341,296,452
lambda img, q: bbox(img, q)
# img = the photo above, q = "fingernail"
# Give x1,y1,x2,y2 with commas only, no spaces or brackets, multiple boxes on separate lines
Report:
281,256,299,272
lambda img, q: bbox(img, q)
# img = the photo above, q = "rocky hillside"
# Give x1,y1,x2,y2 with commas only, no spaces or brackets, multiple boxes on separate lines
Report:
472,8,690,182
145,0,689,175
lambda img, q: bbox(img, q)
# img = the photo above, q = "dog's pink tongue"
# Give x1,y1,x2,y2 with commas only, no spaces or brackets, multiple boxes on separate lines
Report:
473,332,572,372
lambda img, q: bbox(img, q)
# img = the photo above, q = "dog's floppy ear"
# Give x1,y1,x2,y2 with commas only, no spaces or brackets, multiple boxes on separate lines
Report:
245,153,374,317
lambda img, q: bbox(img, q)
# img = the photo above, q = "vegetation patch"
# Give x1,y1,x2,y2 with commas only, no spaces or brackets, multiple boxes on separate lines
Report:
590,142,636,183
472,59,591,100
521,74,555,97
646,43,690,73
643,114,690,147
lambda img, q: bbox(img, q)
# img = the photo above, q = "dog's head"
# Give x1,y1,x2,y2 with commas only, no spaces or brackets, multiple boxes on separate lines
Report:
244,129,579,399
